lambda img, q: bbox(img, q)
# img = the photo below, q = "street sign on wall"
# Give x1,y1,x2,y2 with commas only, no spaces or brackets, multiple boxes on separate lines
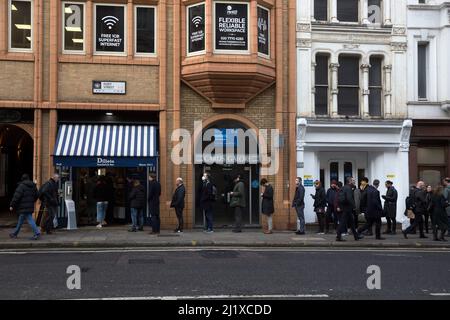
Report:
92,81,126,94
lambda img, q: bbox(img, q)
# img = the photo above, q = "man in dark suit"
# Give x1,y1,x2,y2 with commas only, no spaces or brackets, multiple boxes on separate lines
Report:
171,177,186,233
200,173,214,233
292,177,306,235
336,176,363,242
357,180,385,240
403,180,428,239
148,174,161,235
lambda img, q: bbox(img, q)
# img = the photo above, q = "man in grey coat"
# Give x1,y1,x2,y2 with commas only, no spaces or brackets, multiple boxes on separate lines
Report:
230,175,246,233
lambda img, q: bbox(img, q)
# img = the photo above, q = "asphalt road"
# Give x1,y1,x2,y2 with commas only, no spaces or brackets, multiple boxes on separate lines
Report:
0,248,449,300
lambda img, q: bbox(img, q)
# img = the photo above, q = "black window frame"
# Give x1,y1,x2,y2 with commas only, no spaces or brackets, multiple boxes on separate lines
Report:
338,55,360,116
134,5,157,56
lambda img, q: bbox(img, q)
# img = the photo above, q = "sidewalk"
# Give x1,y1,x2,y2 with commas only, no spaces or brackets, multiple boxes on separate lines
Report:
1,225,450,249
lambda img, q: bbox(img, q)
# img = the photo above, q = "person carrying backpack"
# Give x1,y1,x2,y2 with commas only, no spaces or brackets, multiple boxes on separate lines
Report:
9,174,40,240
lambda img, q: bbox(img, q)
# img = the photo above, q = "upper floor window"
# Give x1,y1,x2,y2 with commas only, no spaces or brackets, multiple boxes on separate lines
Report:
63,2,85,53
94,4,126,55
369,56,382,116
315,54,329,115
417,42,428,100
135,6,156,56
314,0,328,21
257,5,270,57
337,0,359,23
187,3,206,55
214,2,249,54
338,55,360,115
9,0,33,51
368,0,382,24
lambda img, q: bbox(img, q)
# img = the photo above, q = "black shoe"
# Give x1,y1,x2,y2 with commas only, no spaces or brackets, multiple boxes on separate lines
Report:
232,229,242,233
295,231,305,235
128,228,137,232
336,237,346,242
354,235,364,241
9,233,17,239
138,228,144,231
402,231,408,239
420,235,428,239
29,234,40,241
376,237,386,240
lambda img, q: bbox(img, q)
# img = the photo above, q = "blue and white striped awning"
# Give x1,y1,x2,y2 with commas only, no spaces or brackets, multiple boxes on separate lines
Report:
54,124,157,157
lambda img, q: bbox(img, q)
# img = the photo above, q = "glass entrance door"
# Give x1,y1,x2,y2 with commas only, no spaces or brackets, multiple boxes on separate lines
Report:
326,160,356,188
194,164,259,228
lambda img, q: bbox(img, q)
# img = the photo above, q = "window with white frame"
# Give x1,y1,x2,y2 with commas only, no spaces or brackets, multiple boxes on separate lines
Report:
368,0,382,24
9,0,33,51
94,4,126,55
315,54,329,115
63,2,85,52
337,0,359,22
417,42,428,100
338,55,360,115
314,0,328,21
135,6,156,55
369,56,382,116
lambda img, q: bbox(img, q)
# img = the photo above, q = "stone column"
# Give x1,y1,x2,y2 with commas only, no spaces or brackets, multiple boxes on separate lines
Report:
384,0,392,26
383,64,392,117
361,63,370,117
330,0,338,23
330,63,339,116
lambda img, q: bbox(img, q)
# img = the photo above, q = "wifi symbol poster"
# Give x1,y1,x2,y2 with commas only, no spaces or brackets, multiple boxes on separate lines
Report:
96,5,125,53
188,4,205,54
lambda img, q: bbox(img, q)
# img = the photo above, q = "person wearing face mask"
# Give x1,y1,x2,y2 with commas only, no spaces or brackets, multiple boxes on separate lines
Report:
199,173,214,233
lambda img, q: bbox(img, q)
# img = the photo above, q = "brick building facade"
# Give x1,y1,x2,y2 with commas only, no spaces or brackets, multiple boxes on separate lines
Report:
0,0,297,230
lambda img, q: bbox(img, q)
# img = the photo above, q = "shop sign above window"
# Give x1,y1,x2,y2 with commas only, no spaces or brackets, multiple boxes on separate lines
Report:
187,3,205,55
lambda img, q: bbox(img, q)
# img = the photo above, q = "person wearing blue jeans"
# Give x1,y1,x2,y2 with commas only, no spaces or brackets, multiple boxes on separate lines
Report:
94,176,109,229
9,174,40,240
130,208,144,231
11,213,41,239
128,179,146,232
96,201,108,228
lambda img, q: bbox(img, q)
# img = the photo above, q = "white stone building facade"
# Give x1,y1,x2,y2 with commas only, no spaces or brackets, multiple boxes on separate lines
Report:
296,0,411,223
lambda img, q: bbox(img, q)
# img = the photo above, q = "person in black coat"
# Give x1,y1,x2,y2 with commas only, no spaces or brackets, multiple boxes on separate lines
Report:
311,180,327,234
403,181,428,239
260,178,274,234
199,173,214,233
382,180,398,234
429,186,449,241
292,177,306,235
336,177,363,242
39,173,60,234
357,180,384,240
326,180,338,233
9,174,40,240
128,179,146,232
424,185,433,234
171,177,186,233
148,174,162,234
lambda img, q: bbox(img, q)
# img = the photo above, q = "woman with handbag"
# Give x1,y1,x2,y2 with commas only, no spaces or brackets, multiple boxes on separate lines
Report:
311,180,327,234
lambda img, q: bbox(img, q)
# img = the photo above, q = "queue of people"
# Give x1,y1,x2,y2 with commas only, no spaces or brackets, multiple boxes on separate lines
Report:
6,170,450,241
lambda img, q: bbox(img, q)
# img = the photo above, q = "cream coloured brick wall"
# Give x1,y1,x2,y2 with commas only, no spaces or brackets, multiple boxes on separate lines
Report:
0,61,34,100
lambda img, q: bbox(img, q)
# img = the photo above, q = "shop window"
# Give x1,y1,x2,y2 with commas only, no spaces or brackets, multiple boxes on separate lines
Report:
187,3,206,55
337,0,359,22
95,4,126,55
214,2,249,53
368,0,382,24
417,147,446,165
338,55,360,116
369,56,382,116
314,0,328,21
63,2,85,53
135,6,156,55
315,54,329,115
9,0,32,51
257,6,270,58
418,42,428,100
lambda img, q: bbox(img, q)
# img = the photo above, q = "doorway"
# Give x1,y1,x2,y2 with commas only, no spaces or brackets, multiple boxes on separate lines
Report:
194,164,260,228
0,125,33,219
326,160,356,188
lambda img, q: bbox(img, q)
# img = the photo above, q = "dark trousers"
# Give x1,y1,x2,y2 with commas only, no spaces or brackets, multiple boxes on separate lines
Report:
386,217,397,233
316,212,325,233
358,217,382,239
337,211,358,240
150,206,160,233
353,212,359,228
45,205,57,234
234,207,243,231
175,207,184,231
325,210,335,232
405,214,425,236
204,207,213,231
424,213,430,233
